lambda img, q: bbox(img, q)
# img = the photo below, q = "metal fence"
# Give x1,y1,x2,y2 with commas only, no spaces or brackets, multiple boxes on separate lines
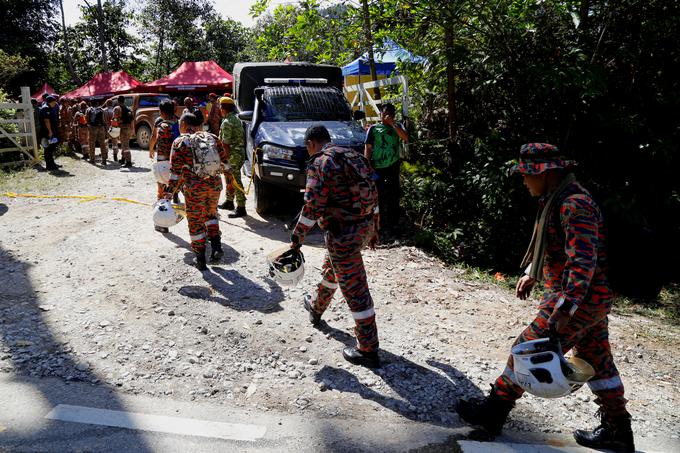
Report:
0,87,39,167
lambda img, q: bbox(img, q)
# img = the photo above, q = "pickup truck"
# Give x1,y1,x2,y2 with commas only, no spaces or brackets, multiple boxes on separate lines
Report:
232,62,366,214
107,93,171,149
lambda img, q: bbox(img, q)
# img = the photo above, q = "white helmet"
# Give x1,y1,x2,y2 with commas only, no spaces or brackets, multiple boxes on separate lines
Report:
267,246,305,286
511,335,595,398
152,161,171,185
108,126,120,138
152,199,184,227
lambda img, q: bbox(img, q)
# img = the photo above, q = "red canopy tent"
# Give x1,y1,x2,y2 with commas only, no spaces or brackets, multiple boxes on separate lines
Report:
31,83,57,100
138,60,233,93
61,71,142,99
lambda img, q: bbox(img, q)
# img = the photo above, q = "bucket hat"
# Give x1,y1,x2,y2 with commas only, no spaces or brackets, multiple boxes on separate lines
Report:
511,143,577,175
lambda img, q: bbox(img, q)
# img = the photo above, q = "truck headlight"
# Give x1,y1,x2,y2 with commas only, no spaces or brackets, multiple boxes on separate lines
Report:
262,144,295,161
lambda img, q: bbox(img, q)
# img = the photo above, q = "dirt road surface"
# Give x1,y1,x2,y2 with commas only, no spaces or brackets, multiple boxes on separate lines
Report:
1,149,678,452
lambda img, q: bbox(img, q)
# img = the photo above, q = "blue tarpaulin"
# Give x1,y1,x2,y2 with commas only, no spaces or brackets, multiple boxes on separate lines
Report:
341,39,423,76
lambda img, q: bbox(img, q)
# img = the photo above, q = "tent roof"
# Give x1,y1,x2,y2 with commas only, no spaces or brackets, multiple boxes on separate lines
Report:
31,83,57,100
140,60,233,92
61,71,142,99
341,39,423,76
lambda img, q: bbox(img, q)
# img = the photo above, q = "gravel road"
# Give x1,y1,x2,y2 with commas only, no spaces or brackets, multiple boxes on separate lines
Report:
1,150,679,448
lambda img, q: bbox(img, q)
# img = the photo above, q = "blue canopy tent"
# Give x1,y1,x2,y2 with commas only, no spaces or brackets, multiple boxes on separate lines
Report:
341,39,423,76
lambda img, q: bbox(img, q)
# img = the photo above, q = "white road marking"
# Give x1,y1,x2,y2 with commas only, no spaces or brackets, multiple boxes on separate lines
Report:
45,404,266,441
459,440,667,453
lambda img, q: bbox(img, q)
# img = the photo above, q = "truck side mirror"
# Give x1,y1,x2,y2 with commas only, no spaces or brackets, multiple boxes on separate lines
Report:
238,111,254,121
353,110,366,121
254,87,265,101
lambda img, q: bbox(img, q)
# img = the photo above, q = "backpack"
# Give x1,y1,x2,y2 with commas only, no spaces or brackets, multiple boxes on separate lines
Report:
120,105,133,124
323,147,378,217
188,132,222,178
88,107,104,127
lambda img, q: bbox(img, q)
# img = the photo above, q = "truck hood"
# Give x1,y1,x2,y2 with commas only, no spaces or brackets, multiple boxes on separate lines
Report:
256,121,366,148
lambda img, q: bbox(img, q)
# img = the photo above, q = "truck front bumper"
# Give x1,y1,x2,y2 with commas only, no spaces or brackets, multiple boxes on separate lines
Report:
257,162,306,191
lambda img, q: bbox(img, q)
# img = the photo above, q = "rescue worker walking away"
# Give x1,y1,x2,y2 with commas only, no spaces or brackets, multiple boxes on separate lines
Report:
291,125,381,368
113,95,133,167
152,99,180,233
164,113,229,270
217,96,247,217
86,101,109,165
457,143,635,453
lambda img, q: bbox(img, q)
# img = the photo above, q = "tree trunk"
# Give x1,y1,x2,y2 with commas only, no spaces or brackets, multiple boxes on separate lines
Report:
96,0,109,71
445,29,457,142
59,0,81,85
361,0,381,101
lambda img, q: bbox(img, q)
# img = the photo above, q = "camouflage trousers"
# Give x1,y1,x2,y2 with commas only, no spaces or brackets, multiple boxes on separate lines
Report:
225,149,246,207
311,218,379,352
120,124,132,163
183,179,222,253
494,297,629,418
88,126,108,162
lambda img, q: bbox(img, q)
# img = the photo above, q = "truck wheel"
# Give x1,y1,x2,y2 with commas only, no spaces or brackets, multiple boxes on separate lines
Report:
254,175,275,215
136,124,151,149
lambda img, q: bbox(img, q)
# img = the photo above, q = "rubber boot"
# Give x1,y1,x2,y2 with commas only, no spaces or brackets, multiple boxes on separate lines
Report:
194,250,207,271
456,385,515,436
209,236,224,262
228,206,247,218
218,200,235,211
574,411,635,453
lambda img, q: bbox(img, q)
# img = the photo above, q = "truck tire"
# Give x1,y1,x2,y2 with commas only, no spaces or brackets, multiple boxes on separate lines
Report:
254,174,275,215
135,123,151,150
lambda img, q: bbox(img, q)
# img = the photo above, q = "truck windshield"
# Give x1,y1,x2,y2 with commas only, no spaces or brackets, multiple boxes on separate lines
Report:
262,86,351,122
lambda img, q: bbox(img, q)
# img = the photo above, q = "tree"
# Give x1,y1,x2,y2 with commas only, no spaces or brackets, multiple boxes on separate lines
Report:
0,50,31,88
0,0,57,94
59,0,81,85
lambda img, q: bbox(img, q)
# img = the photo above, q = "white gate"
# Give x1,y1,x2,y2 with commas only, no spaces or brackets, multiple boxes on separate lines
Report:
0,87,39,167
344,75,410,123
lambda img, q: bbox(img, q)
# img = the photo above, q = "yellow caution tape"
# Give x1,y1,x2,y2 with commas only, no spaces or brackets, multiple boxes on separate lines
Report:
4,192,104,203
227,151,257,196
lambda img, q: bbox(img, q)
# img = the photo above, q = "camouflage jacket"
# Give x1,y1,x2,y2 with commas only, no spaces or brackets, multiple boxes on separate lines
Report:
293,143,378,244
155,120,176,161
540,181,613,315
219,113,244,151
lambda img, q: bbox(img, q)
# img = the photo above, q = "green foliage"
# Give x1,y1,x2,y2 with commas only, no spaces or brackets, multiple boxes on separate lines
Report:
0,50,32,88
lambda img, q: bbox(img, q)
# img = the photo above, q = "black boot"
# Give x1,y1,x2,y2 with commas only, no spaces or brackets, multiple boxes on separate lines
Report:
303,294,321,326
228,206,247,218
194,250,207,271
209,236,223,262
218,200,234,210
574,411,635,453
456,385,515,436
342,347,380,368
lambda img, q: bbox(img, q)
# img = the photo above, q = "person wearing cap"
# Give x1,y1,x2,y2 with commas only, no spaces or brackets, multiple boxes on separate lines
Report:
38,95,60,171
217,96,247,217
206,93,221,135
457,143,634,453
291,124,381,368
164,113,229,270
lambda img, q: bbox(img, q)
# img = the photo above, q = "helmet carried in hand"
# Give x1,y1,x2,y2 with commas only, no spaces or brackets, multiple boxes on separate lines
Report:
152,161,171,185
152,199,184,228
267,246,305,286
511,330,595,398
108,126,121,139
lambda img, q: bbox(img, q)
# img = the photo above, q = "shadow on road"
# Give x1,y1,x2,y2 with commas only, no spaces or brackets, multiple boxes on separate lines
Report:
0,203,7,216
0,246,153,452
313,324,484,428
202,267,285,313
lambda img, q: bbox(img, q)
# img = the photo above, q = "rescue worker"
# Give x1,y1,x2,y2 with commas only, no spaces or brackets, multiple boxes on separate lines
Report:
86,100,109,165
103,99,120,162
206,93,221,135
38,96,60,171
153,99,180,233
291,124,381,368
73,101,90,160
58,98,71,145
217,96,247,217
113,95,133,167
182,96,204,125
164,113,229,270
457,144,634,453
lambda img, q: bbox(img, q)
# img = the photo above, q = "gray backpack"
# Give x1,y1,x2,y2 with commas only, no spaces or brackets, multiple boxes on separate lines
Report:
189,132,222,178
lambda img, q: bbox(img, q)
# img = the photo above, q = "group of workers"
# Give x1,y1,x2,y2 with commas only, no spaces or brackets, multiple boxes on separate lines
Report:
35,88,634,452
